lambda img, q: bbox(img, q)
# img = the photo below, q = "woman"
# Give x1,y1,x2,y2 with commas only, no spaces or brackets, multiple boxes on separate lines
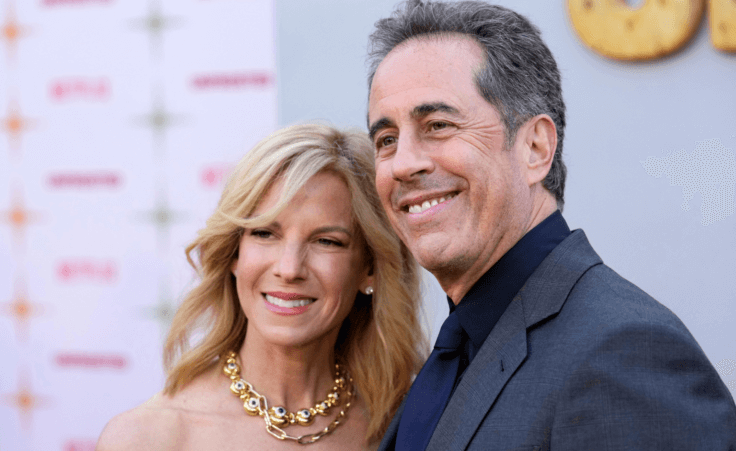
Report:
97,123,426,450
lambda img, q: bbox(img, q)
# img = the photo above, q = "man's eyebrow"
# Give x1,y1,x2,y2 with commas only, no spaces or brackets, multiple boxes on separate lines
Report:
412,102,459,118
368,117,395,141
369,103,459,141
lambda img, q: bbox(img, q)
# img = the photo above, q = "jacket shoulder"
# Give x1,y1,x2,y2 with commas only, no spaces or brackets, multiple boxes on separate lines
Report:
535,263,736,448
570,261,689,332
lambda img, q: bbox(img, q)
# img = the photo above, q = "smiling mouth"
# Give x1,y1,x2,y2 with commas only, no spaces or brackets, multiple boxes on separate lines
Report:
405,192,457,214
264,294,315,308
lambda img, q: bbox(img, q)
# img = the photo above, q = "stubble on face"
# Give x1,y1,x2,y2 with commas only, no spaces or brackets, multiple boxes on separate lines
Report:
369,36,534,302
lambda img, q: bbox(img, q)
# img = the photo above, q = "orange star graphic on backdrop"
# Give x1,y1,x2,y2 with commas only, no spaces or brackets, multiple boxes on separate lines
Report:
1,3,30,61
2,280,43,343
135,191,187,252
142,280,178,336
1,101,35,154
1,188,42,250
133,89,185,152
131,0,183,59
0,371,52,430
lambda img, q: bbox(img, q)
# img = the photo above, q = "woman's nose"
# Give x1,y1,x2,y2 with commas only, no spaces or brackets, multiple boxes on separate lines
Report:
272,242,308,281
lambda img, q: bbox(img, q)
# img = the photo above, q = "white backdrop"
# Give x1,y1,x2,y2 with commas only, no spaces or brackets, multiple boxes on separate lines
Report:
2,0,735,450
1,0,276,449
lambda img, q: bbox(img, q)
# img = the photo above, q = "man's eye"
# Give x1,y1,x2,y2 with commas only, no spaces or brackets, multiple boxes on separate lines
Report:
430,121,449,131
378,135,397,148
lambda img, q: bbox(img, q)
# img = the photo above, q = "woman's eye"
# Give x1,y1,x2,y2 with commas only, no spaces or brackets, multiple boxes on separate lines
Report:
250,229,272,239
317,238,343,247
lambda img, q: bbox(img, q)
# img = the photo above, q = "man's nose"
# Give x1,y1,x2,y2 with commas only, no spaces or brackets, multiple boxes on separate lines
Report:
391,134,434,181
273,242,308,281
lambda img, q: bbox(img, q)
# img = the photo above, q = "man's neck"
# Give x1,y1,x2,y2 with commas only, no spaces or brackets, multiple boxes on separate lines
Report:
442,195,558,304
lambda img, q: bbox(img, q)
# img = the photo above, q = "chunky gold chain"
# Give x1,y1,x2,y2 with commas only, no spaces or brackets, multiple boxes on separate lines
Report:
223,352,353,445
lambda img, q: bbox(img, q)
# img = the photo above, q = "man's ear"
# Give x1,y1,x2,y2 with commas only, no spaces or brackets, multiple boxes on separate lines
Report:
520,114,557,186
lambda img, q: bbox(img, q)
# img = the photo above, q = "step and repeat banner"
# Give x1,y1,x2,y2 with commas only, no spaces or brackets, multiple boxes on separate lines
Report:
0,0,277,449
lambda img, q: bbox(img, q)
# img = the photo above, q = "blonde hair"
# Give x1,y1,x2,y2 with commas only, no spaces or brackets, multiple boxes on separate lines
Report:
163,123,426,441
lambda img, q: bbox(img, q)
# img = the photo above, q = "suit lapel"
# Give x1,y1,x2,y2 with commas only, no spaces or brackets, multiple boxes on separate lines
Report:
377,396,406,451
426,293,528,451
426,230,603,451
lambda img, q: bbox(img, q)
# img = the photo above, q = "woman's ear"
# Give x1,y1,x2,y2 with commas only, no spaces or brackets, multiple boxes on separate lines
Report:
361,276,375,295
231,256,239,276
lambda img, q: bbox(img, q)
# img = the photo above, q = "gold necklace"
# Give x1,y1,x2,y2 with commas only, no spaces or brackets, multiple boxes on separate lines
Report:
223,351,354,445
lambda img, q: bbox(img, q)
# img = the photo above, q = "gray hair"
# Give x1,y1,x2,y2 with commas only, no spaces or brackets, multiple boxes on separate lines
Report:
368,0,567,210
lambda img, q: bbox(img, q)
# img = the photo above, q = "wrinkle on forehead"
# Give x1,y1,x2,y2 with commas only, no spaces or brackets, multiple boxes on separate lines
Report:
369,34,486,117
372,33,486,89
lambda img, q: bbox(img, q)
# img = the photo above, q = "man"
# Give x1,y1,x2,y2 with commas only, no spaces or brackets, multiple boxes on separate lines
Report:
366,1,736,450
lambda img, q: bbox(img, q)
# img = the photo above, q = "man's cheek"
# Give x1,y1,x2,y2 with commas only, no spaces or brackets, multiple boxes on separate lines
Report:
374,174,392,203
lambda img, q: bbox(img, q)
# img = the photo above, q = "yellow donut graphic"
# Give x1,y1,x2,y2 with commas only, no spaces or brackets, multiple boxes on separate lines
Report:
710,0,736,51
568,0,706,60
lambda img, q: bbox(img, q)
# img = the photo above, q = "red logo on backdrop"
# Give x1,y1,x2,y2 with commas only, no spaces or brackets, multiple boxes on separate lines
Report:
50,77,110,101
43,0,112,6
63,440,96,451
192,72,274,90
48,171,122,188
201,164,233,188
57,260,117,282
55,353,127,369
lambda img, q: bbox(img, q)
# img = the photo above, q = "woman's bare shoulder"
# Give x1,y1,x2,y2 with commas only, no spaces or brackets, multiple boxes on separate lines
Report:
96,368,229,451
96,393,185,451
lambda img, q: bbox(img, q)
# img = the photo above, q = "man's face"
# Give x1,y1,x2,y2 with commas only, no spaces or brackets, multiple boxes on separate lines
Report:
368,36,532,301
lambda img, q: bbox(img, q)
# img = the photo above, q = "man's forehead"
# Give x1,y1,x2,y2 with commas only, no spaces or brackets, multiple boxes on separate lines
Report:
369,35,484,103
378,32,481,66
371,35,482,81
368,37,484,129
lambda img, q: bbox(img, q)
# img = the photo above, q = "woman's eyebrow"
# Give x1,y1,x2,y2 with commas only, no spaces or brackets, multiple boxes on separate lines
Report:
313,226,353,237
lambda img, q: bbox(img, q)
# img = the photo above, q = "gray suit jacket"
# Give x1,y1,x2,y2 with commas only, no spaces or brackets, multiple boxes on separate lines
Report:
380,230,736,450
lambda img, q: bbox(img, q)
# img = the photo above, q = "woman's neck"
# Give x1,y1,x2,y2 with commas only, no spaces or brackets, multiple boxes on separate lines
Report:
236,331,340,412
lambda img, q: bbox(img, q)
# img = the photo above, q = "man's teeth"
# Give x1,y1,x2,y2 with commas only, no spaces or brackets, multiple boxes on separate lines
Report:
265,294,314,308
408,193,456,214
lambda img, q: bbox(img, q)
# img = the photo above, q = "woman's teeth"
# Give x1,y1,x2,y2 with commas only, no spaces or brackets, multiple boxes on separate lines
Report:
408,193,456,214
265,294,314,307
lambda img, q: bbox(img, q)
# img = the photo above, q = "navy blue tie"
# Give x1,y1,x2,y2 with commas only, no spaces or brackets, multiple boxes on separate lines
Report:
395,311,465,451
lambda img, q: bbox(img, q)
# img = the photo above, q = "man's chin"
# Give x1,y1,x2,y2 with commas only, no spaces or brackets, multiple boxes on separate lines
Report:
411,243,466,276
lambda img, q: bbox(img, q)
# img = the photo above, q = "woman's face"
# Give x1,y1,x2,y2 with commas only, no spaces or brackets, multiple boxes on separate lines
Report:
232,171,372,350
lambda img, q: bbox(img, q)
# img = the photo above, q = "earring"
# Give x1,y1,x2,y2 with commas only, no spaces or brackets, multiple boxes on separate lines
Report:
365,286,374,295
